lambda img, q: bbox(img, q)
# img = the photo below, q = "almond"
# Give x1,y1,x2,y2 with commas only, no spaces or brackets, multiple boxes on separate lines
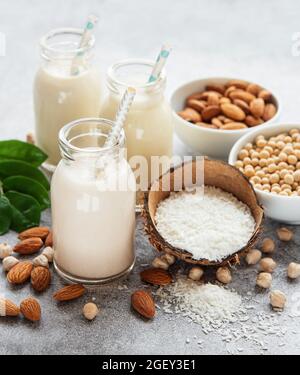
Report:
219,97,231,105
178,108,201,123
202,105,221,121
246,83,261,96
131,290,156,319
245,115,264,127
211,117,223,128
233,99,250,114
229,89,256,104
53,284,86,301
0,298,20,317
221,103,246,121
258,89,272,102
200,91,222,100
140,268,172,286
7,261,33,285
45,231,53,247
250,98,265,118
13,237,43,255
207,93,219,106
186,99,206,113
20,297,41,322
186,92,204,101
196,122,218,129
31,266,51,292
263,103,277,121
221,122,248,130
226,79,249,90
18,227,50,241
225,85,236,98
205,84,225,95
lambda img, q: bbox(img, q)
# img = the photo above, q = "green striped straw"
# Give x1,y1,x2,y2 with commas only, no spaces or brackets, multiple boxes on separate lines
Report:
105,87,136,147
148,44,172,83
71,14,99,75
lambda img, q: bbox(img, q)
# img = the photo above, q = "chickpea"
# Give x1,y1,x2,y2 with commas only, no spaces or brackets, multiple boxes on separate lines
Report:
259,159,268,167
239,149,249,160
251,151,260,159
255,184,263,190
279,169,289,179
294,170,300,182
261,177,269,185
235,160,244,169
273,149,280,156
284,136,293,143
271,186,281,194
288,154,298,165
243,157,252,166
284,173,294,185
262,184,271,191
255,170,265,179
268,163,278,173
270,173,280,184
264,146,273,154
244,143,253,151
294,143,300,150
296,162,300,170
283,145,294,155
260,150,270,159
279,152,288,162
268,140,277,148
250,176,261,185
279,191,289,196
257,139,267,148
294,150,300,159
278,162,288,170
289,129,300,136
251,158,259,167
277,141,285,150
287,165,296,171
255,166,261,172
244,166,255,178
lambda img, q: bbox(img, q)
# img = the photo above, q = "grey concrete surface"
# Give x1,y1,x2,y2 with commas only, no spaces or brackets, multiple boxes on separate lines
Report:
0,0,300,355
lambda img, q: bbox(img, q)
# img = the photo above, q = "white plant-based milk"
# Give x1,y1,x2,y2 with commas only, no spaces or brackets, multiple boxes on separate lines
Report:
34,66,102,167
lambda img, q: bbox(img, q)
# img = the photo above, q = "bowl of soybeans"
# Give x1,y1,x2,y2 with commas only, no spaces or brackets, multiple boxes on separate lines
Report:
229,123,300,224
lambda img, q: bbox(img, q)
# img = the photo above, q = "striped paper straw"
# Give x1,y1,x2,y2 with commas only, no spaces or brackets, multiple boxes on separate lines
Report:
71,14,99,75
148,44,172,83
105,87,136,147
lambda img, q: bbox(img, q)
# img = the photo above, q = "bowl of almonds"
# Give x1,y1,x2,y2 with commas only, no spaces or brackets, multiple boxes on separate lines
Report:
229,123,300,224
171,77,280,159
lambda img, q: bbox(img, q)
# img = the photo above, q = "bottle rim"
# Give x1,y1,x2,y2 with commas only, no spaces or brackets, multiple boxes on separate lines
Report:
59,118,125,160
40,27,95,60
107,58,166,93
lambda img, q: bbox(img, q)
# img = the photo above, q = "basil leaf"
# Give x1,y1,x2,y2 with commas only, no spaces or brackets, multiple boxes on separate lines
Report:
0,140,47,167
3,176,50,211
0,195,12,235
0,160,50,190
5,191,41,233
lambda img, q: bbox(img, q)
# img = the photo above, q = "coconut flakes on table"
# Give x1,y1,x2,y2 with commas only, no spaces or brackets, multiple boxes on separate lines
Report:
155,186,256,262
155,278,288,349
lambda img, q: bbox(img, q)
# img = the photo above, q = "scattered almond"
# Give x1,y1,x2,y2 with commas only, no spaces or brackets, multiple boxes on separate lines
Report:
7,261,33,285
131,290,156,319
20,297,41,322
45,231,53,247
53,284,86,301
18,227,50,241
140,268,172,286
31,266,51,292
0,298,20,317
13,237,43,255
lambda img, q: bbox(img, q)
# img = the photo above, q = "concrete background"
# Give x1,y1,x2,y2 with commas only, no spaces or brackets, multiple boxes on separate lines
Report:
0,0,300,355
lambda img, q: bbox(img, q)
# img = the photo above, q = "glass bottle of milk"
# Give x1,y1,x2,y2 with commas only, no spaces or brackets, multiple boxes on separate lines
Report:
34,28,103,172
51,118,136,284
100,59,173,206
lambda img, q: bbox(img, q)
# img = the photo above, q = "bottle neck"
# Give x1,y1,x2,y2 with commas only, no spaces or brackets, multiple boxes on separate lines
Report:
39,28,95,76
106,59,167,101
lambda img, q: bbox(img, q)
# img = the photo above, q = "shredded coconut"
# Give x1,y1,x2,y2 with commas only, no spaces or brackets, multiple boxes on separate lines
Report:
155,278,288,349
155,186,256,261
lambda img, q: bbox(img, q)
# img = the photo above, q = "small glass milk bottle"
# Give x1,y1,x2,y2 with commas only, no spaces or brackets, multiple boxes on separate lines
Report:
51,118,136,284
34,28,103,172
100,59,174,206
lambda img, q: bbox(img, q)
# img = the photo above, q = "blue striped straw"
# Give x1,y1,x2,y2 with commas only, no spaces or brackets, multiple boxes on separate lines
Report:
148,44,172,83
71,14,99,75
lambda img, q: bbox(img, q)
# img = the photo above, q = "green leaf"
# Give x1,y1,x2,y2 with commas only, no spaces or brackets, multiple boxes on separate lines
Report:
0,140,47,167
5,191,41,233
3,176,50,211
0,160,50,190
0,195,12,235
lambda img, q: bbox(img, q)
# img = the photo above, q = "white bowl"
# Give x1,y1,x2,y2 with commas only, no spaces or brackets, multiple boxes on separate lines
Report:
171,77,281,159
229,123,300,224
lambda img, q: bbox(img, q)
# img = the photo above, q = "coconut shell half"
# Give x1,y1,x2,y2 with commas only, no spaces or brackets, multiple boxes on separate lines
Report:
143,159,264,266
